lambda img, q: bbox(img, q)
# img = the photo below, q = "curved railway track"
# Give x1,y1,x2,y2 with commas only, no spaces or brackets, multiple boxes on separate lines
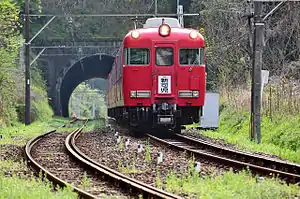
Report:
25,120,95,198
66,125,182,199
147,133,300,184
26,119,182,199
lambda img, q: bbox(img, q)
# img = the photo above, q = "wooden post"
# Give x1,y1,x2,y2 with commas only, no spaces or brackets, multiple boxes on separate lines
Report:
251,2,264,144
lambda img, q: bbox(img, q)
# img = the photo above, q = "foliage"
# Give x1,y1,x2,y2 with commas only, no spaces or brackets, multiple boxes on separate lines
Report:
0,117,67,145
201,107,300,163
117,160,139,174
69,82,107,119
165,169,300,198
80,172,91,190
0,173,77,199
155,169,162,189
0,0,21,67
31,73,53,121
0,0,21,126
145,139,151,162
189,0,300,88
0,0,52,126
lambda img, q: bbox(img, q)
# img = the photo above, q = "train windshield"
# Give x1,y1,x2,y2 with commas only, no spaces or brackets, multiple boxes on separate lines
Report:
156,48,174,66
124,48,150,65
179,48,204,66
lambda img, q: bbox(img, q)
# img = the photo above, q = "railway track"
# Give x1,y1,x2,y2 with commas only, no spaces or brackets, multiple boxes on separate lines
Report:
147,133,300,184
26,119,181,199
67,124,183,199
25,120,95,198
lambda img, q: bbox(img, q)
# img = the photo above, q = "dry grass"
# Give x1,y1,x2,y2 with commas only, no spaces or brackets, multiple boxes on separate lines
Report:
220,77,300,118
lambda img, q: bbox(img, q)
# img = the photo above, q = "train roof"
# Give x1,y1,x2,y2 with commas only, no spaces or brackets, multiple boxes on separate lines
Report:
143,17,181,28
123,17,204,48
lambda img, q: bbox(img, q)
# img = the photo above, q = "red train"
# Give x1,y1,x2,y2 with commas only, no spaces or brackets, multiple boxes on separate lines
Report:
107,18,206,133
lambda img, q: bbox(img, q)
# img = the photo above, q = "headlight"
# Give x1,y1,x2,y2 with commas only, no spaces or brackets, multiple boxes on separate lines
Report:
131,30,140,39
178,90,193,98
192,90,199,97
137,91,151,98
178,90,199,98
130,91,137,98
159,24,171,37
130,90,151,98
189,30,198,39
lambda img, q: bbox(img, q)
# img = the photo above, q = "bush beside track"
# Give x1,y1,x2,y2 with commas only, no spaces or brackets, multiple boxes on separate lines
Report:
196,108,300,164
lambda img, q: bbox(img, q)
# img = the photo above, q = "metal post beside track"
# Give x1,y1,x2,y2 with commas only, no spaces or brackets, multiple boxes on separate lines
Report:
25,0,31,125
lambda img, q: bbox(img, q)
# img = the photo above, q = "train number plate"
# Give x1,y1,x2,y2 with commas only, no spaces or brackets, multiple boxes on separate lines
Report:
158,76,171,94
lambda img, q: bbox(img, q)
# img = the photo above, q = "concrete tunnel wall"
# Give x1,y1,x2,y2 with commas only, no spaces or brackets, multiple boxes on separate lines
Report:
59,54,114,117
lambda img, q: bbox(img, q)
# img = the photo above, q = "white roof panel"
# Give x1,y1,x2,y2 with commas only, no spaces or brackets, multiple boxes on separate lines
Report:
143,17,180,28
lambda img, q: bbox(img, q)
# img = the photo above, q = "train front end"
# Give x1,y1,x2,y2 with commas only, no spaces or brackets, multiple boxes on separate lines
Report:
122,18,206,132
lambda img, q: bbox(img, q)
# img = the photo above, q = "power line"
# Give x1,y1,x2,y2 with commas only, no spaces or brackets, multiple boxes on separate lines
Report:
23,13,199,17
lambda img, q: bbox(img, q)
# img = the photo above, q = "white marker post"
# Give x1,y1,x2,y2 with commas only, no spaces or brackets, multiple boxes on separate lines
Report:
137,144,143,153
157,152,163,164
261,70,269,103
125,138,130,149
194,162,201,173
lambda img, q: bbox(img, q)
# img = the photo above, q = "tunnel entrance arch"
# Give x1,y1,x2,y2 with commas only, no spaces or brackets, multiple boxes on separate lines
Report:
57,54,114,117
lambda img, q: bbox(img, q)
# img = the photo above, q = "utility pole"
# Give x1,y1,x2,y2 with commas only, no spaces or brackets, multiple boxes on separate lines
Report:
154,0,158,16
251,2,264,144
25,0,31,125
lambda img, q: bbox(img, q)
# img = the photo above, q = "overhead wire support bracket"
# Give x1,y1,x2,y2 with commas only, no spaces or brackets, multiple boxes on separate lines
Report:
30,48,46,66
263,1,285,21
27,16,56,45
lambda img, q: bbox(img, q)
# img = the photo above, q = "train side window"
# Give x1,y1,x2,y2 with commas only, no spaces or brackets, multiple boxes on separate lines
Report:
124,48,150,65
156,48,173,66
179,48,204,66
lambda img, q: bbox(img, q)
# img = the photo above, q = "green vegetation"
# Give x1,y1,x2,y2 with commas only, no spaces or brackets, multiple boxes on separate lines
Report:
165,169,300,199
80,172,92,190
145,140,151,162
0,117,67,145
69,82,107,119
201,109,300,163
0,0,53,127
0,117,104,145
156,169,162,189
0,173,77,199
117,160,139,174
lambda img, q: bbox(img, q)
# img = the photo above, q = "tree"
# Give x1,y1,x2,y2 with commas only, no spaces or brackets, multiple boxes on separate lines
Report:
0,0,21,124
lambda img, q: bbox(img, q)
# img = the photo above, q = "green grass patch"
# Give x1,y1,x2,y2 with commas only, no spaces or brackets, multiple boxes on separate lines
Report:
0,117,69,145
198,109,300,163
0,160,27,174
165,169,300,199
0,117,105,145
0,173,77,199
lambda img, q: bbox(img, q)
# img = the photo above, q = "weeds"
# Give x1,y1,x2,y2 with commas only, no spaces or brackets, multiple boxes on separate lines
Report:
80,172,92,190
145,139,151,162
117,160,139,174
165,169,300,198
156,169,162,189
0,172,77,199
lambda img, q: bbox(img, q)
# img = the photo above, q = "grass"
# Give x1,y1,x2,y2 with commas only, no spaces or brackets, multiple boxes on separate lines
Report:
198,109,300,163
0,117,105,145
165,169,300,199
0,116,69,145
0,173,77,199
0,117,106,199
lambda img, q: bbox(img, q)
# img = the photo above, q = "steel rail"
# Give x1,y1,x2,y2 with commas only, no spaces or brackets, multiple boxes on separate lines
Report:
176,133,300,175
66,127,182,199
25,122,95,198
147,134,300,184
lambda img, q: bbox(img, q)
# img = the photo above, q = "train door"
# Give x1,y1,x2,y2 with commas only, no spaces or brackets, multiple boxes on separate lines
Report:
152,43,177,101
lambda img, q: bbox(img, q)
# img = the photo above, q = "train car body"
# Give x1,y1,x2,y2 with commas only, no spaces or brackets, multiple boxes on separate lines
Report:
107,18,206,133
